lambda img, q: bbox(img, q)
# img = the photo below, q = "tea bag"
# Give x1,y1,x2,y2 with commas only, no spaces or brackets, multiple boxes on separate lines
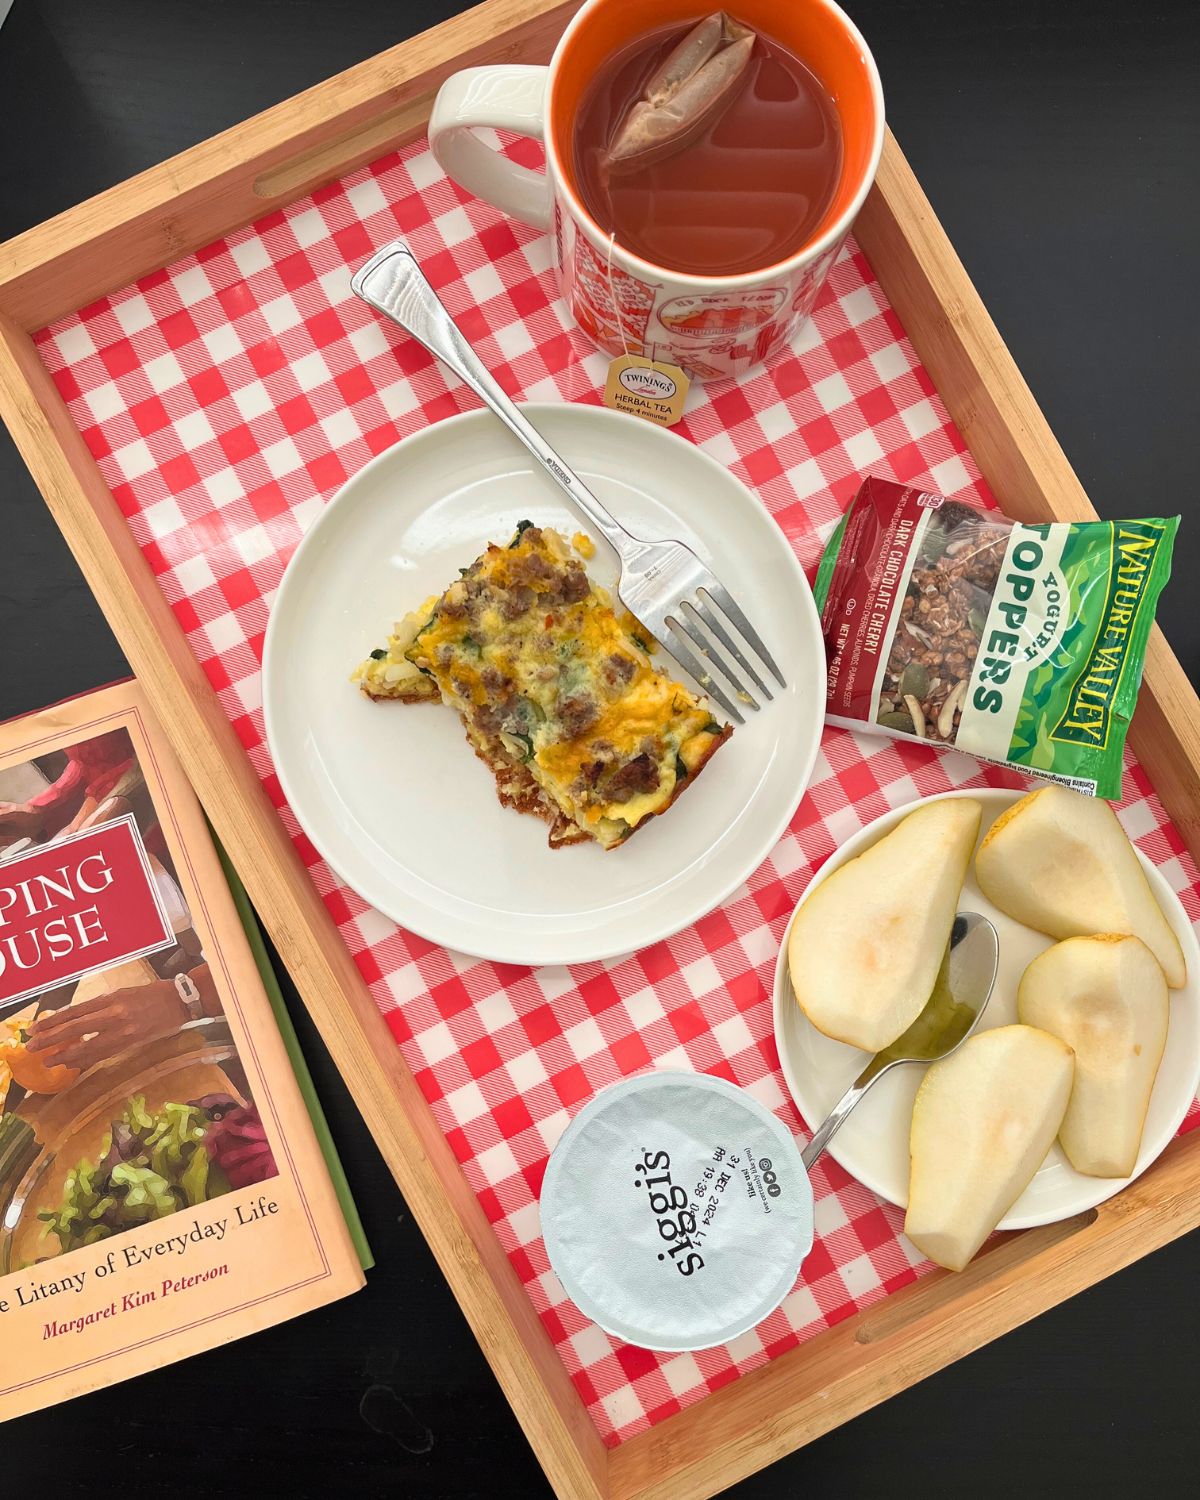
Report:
605,13,756,174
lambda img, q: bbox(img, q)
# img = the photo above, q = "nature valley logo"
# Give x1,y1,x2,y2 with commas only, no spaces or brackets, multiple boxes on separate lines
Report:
1051,521,1168,749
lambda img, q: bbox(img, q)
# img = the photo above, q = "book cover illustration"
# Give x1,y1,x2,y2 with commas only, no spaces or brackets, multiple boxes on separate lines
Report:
0,684,363,1420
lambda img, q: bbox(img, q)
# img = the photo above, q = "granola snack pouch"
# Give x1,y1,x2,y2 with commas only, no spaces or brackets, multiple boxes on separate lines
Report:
812,476,1178,798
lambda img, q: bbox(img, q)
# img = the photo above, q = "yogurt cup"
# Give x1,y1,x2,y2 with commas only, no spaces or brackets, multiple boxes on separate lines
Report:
539,1071,814,1352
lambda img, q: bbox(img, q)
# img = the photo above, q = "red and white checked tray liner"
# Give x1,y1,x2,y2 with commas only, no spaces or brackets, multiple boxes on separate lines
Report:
36,133,1200,1445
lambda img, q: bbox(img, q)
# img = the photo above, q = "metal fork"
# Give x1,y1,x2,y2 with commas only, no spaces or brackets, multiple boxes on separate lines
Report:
351,239,785,724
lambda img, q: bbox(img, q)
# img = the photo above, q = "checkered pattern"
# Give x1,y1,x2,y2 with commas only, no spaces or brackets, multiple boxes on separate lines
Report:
35,132,1200,1446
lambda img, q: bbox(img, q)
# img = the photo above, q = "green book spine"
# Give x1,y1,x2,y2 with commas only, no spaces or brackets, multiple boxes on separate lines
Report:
215,837,373,1272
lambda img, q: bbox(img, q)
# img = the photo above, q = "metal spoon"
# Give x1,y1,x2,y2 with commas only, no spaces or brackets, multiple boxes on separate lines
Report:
801,912,999,1171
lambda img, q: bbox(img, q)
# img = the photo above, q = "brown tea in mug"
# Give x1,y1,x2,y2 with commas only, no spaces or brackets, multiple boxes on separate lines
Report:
574,14,843,277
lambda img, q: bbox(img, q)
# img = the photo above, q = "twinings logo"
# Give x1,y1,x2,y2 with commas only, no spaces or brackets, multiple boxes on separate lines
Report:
0,815,173,1005
619,366,678,400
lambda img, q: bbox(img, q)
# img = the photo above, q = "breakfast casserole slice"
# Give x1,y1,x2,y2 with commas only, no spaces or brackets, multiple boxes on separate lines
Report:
353,524,731,849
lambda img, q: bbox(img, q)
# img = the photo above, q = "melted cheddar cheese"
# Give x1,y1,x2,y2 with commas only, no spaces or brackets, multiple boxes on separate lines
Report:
362,524,728,849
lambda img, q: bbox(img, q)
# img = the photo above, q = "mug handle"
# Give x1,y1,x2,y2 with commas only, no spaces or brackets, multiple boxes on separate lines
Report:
429,66,551,231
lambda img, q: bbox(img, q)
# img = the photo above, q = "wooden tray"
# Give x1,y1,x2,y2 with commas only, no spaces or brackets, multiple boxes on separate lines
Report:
2,2,1198,1494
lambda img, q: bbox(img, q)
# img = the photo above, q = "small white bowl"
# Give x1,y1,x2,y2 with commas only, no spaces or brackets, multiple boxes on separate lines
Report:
772,788,1200,1230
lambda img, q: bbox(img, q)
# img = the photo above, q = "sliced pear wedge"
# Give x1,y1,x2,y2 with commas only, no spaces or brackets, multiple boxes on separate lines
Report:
1017,934,1168,1178
788,798,982,1053
905,1024,1074,1271
975,786,1185,988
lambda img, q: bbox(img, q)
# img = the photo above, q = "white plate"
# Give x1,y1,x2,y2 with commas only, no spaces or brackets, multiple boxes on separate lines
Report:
264,404,825,965
773,788,1200,1229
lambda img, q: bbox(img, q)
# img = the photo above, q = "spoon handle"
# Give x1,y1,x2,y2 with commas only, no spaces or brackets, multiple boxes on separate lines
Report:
797,913,999,1175
800,1053,892,1172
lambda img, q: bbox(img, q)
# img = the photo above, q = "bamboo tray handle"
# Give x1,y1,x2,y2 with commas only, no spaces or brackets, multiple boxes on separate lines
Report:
252,93,438,201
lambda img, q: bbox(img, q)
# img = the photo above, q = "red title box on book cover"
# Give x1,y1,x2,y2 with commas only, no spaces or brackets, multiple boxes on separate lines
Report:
0,817,172,1007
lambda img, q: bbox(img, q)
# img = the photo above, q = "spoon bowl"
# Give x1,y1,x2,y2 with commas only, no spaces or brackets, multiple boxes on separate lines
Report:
800,912,998,1170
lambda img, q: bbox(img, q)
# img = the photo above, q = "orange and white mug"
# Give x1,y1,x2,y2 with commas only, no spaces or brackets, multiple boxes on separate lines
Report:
429,0,884,380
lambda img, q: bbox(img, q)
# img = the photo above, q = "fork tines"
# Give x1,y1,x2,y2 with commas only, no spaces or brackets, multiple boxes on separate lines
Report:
663,584,786,727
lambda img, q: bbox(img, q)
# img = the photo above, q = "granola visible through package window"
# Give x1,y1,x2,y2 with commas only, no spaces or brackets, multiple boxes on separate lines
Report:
878,503,1008,745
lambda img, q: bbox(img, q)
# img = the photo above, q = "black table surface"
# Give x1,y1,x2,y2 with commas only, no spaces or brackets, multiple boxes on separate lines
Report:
1,1,1197,1494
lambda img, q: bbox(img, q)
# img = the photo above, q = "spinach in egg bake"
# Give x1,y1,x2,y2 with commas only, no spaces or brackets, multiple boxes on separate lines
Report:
352,524,731,849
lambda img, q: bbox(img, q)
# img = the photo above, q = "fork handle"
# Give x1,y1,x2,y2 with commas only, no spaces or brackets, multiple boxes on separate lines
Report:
352,240,635,555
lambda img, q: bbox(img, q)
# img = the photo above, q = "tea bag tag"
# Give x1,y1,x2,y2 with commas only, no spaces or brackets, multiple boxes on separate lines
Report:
603,353,690,428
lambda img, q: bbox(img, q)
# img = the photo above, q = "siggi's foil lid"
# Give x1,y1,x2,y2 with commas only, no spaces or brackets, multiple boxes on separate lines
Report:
539,1071,813,1352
